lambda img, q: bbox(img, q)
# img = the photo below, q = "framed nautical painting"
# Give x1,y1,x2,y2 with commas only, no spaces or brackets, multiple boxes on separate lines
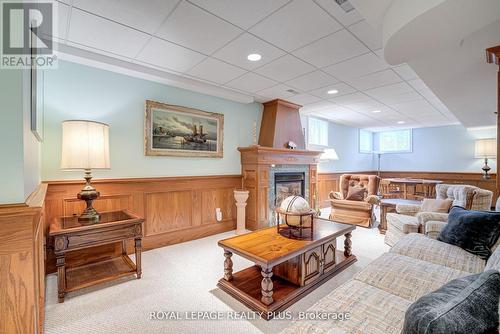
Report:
144,100,224,158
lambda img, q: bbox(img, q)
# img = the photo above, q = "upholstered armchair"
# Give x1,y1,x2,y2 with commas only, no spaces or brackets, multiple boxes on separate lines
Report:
329,174,380,227
384,184,493,246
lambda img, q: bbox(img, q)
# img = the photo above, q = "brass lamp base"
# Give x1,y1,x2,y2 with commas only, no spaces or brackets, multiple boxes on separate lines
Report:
77,169,101,223
482,158,491,180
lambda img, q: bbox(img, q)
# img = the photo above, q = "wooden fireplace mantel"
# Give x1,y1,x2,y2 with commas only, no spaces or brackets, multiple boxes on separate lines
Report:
238,145,323,231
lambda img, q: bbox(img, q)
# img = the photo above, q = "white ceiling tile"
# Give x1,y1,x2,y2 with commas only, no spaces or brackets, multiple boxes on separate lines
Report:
286,70,339,91
347,20,383,50
137,37,206,72
187,57,247,84
393,64,419,81
249,0,342,51
254,55,315,82
323,52,389,80
286,93,322,105
49,2,69,40
330,92,373,105
212,33,285,70
391,99,437,116
293,29,368,67
188,0,290,29
156,1,242,54
68,9,151,58
225,72,277,93
365,82,413,98
313,0,363,26
406,78,428,91
256,84,296,99
301,101,337,114
72,0,178,34
346,69,402,90
309,83,356,99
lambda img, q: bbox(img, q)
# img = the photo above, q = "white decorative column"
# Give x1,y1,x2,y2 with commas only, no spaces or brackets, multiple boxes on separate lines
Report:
234,189,249,235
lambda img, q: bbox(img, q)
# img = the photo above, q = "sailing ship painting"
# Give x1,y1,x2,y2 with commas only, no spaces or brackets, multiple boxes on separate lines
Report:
145,100,223,157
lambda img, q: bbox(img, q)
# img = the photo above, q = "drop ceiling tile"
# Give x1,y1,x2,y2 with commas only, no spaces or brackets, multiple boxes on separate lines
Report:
330,92,372,105
365,82,413,99
313,0,363,26
323,52,388,80
256,84,297,99
293,29,368,67
137,37,206,72
300,101,337,114
249,0,342,51
406,78,428,91
47,2,69,40
156,1,242,54
346,69,402,91
286,70,339,92
188,0,290,29
309,83,356,99
72,0,178,34
347,20,383,50
393,64,419,81
254,55,315,82
187,57,247,84
212,33,285,70
68,9,151,58
225,72,277,93
391,99,437,116
286,93,322,106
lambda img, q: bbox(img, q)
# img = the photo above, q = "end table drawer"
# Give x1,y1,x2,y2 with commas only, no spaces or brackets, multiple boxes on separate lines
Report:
54,223,142,252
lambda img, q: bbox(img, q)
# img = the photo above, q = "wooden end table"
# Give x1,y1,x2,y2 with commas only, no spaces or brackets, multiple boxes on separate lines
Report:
49,210,144,302
378,198,421,234
217,218,356,319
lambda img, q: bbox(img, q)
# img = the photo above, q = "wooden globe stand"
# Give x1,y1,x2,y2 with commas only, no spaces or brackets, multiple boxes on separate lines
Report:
275,208,317,240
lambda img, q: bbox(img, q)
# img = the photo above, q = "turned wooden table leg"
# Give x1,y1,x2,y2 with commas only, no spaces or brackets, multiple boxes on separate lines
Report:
344,232,352,257
223,250,233,281
261,266,274,305
56,253,66,303
135,237,142,279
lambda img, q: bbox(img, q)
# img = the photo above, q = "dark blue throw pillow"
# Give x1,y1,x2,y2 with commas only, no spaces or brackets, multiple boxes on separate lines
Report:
437,206,500,260
402,270,500,334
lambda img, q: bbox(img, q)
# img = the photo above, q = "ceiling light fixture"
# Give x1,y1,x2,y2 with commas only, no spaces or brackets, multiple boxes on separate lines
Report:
247,53,262,61
372,110,381,113
327,89,339,95
397,121,405,124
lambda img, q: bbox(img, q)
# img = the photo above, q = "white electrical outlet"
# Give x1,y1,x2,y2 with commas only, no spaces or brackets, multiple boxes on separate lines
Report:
216,208,222,222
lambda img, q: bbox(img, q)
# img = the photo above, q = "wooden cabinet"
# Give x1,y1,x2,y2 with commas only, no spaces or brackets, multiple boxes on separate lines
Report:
0,184,47,334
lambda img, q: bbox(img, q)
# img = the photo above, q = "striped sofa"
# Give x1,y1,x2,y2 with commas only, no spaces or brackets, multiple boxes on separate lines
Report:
282,233,500,334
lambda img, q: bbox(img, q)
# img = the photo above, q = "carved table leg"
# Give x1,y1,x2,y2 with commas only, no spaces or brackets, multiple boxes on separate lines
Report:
344,232,352,257
56,253,66,303
261,267,274,305
223,250,233,281
135,238,142,279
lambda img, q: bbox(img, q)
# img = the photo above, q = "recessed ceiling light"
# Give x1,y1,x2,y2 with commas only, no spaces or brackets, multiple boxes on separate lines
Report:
372,110,381,113
397,121,405,124
327,89,339,95
247,53,262,61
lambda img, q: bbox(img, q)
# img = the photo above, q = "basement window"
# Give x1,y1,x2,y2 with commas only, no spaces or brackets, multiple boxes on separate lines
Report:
308,117,329,146
359,130,373,153
378,129,413,153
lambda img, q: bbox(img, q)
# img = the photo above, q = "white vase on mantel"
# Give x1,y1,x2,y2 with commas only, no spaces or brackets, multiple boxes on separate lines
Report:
233,189,249,235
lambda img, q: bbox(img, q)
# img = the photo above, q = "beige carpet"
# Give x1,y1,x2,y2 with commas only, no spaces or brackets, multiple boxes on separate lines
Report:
44,212,388,334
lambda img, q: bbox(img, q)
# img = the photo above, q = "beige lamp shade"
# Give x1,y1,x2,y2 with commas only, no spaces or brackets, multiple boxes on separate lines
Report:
474,139,496,158
61,120,110,169
320,148,339,161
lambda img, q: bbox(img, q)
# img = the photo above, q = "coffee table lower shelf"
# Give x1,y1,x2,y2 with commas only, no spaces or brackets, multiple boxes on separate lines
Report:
218,252,356,320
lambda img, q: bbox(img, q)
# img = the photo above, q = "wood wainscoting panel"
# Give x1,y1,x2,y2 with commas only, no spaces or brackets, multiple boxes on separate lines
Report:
144,191,193,236
44,175,241,273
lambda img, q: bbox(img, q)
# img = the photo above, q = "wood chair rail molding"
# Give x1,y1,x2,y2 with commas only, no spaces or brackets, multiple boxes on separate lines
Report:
44,174,241,273
486,45,500,198
317,171,497,208
0,183,47,334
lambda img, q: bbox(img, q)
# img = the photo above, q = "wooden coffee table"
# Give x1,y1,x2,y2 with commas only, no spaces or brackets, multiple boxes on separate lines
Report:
378,198,421,234
217,218,356,319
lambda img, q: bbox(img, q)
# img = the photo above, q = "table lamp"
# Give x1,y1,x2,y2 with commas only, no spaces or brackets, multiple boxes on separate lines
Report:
61,120,110,222
474,138,496,179
320,148,339,161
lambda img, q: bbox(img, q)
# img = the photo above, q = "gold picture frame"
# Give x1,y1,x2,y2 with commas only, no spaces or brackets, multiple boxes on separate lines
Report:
144,100,224,158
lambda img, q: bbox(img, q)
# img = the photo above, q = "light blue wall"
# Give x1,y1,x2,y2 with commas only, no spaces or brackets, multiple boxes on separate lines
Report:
303,116,375,172
374,125,496,173
42,61,262,180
